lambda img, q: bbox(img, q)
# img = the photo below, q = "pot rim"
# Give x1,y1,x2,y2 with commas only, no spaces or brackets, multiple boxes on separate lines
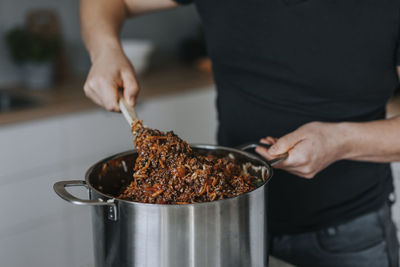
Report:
85,144,272,207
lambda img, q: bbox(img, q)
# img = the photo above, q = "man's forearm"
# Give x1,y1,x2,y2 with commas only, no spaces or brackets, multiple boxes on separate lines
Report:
80,0,128,61
80,0,178,62
80,0,178,110
339,115,400,162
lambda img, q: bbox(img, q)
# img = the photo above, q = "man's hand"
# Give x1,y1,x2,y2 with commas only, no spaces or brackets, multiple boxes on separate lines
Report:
256,122,347,178
84,47,138,111
80,0,178,111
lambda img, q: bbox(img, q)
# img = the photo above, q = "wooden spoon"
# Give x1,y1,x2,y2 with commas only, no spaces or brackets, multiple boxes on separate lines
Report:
119,97,138,126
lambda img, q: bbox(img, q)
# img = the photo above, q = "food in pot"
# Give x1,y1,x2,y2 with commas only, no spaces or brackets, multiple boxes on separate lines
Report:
117,121,260,204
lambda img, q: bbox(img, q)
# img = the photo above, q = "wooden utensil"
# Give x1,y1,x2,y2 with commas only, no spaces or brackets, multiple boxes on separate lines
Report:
119,97,138,126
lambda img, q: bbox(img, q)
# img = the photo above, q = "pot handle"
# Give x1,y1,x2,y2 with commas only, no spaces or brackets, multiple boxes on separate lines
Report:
237,142,289,167
53,180,118,221
53,180,107,206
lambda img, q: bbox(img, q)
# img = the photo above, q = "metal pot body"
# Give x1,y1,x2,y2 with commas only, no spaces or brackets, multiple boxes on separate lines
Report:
54,144,286,267
91,181,268,267
91,182,267,267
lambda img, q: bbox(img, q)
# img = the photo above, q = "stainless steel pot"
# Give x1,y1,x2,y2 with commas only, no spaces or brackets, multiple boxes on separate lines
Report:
54,144,286,267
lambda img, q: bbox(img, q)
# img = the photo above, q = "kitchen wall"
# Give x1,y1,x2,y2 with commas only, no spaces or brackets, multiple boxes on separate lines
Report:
0,0,200,86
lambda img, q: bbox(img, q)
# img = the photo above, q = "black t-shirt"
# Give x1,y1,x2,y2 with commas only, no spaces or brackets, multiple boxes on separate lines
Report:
175,0,399,234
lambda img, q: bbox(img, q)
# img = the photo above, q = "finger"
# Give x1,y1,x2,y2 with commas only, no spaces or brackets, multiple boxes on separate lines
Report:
121,70,140,106
255,146,277,162
260,136,277,145
257,136,291,163
271,140,309,169
256,145,304,173
271,140,318,178
270,137,278,143
89,90,104,107
265,157,315,179
84,83,104,107
98,79,120,112
268,131,304,156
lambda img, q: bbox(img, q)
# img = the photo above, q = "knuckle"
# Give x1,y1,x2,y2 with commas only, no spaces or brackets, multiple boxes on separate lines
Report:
87,79,98,89
83,84,90,94
83,85,94,98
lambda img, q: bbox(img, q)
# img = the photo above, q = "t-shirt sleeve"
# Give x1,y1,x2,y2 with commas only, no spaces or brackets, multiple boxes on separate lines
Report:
173,0,193,4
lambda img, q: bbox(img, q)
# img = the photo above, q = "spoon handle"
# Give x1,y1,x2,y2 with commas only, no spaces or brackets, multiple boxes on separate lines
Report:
119,97,138,126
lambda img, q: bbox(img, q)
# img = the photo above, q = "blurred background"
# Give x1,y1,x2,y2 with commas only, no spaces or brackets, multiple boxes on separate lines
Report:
0,0,208,85
0,1,217,267
0,1,399,267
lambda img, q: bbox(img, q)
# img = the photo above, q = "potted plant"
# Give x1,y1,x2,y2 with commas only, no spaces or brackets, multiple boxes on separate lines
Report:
5,26,61,89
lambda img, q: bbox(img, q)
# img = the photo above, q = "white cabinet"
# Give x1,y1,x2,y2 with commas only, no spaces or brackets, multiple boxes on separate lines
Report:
0,118,65,184
0,86,216,267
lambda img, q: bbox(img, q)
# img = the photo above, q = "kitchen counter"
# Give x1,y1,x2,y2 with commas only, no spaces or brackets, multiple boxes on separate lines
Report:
1,66,400,127
0,63,214,126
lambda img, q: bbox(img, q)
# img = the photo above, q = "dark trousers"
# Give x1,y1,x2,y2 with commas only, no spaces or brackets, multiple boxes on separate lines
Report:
270,203,399,267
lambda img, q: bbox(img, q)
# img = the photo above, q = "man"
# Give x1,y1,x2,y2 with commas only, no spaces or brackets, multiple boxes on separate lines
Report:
80,0,400,266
